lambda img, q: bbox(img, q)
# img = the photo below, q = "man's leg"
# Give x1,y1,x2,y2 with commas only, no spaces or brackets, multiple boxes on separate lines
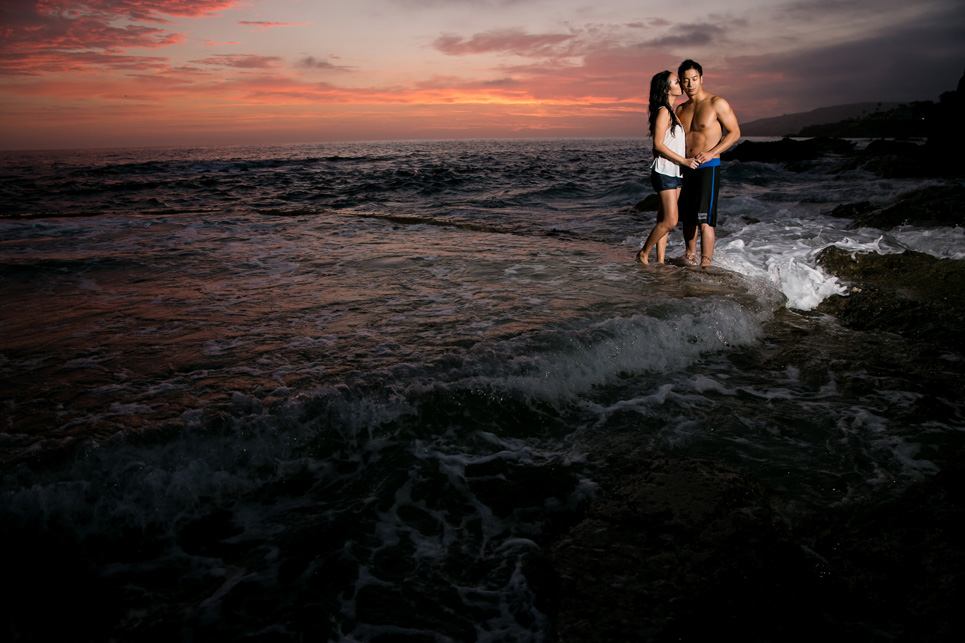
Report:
699,224,715,266
682,224,698,264
696,161,721,266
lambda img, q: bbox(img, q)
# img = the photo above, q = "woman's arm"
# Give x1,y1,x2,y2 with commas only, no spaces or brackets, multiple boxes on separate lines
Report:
653,108,696,168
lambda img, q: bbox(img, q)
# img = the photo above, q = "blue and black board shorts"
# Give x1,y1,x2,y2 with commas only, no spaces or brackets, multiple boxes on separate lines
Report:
680,158,721,227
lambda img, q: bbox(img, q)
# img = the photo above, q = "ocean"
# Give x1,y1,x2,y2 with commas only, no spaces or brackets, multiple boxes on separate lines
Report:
1,138,963,641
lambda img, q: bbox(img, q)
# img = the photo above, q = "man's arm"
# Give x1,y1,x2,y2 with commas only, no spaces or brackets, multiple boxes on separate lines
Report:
707,97,740,159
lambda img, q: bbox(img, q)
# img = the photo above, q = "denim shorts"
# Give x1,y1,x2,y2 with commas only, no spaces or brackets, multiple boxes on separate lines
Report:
650,170,682,192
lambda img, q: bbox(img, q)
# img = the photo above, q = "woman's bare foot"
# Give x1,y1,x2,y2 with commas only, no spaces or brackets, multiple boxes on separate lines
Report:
635,248,649,264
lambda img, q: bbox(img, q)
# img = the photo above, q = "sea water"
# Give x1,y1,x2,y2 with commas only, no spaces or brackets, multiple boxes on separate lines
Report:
1,138,962,640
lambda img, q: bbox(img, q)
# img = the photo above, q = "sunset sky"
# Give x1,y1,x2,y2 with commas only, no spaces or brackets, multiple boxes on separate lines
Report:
2,0,963,150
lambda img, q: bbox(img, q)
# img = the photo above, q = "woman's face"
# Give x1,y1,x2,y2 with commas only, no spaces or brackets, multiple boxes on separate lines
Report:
667,75,682,98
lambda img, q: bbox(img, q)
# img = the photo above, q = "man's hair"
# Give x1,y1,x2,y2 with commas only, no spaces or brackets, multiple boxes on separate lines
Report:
678,59,703,78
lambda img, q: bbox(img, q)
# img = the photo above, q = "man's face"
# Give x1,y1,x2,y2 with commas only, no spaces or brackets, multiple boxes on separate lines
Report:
681,69,702,96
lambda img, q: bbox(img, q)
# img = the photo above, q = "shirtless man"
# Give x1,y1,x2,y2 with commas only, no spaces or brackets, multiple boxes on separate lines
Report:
674,60,740,266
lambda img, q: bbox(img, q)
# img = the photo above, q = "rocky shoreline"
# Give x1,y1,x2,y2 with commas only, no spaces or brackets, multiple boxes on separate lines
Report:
529,238,965,639
538,137,964,641
725,135,964,179
815,246,965,353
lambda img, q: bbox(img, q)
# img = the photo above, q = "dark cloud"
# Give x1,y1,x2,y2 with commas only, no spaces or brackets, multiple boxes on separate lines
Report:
295,56,354,72
70,1,244,22
433,29,576,57
391,0,536,8
627,19,672,30
481,77,519,86
0,1,248,26
777,0,916,19
641,22,728,49
193,54,282,70
724,4,965,117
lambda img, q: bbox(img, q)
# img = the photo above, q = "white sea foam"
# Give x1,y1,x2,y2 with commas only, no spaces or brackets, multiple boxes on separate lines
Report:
711,214,964,310
479,300,766,405
892,225,965,259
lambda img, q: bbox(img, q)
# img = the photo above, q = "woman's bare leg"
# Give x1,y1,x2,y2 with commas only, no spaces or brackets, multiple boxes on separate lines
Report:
637,188,680,264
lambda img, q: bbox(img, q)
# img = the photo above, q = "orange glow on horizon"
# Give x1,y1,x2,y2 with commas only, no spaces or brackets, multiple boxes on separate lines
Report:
0,1,660,149
2,0,961,150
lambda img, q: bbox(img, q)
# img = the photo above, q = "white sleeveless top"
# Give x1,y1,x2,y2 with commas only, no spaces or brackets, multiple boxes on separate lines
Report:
651,107,686,177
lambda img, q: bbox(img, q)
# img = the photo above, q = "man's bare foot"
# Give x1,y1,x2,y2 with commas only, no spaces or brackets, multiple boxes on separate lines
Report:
684,252,698,266
635,248,649,264
700,254,713,267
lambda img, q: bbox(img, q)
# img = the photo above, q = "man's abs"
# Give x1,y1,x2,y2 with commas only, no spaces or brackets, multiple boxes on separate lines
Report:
686,129,721,158
685,101,722,157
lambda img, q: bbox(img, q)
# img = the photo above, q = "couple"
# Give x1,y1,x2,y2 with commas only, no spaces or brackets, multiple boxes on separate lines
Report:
636,60,740,267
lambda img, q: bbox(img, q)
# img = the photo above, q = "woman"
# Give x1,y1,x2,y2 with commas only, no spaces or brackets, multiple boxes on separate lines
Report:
636,71,699,264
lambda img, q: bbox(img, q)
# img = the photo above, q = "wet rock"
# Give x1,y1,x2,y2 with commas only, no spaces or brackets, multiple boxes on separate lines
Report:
828,200,875,219
851,141,927,178
805,448,965,643
861,139,921,158
2,524,126,641
527,457,824,642
178,509,243,557
725,137,854,164
528,449,965,642
831,136,965,179
846,183,965,229
815,247,965,351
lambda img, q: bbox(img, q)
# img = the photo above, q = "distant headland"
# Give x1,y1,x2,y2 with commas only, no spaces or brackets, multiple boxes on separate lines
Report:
741,103,903,137
741,68,964,139
726,68,965,178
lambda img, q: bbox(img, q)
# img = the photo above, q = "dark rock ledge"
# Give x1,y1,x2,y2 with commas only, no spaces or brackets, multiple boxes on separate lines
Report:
815,247,965,353
828,183,965,230
526,450,965,642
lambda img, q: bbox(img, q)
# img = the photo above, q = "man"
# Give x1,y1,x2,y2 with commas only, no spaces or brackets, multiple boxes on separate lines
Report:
675,59,740,266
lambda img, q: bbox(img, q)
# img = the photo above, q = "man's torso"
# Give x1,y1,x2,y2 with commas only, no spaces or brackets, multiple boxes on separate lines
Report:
677,95,722,158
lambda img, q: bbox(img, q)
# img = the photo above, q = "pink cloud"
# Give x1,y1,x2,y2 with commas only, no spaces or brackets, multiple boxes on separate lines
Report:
0,1,251,75
0,52,177,79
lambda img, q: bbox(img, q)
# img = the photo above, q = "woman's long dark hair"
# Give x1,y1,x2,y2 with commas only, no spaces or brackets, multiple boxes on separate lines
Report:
648,70,681,138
